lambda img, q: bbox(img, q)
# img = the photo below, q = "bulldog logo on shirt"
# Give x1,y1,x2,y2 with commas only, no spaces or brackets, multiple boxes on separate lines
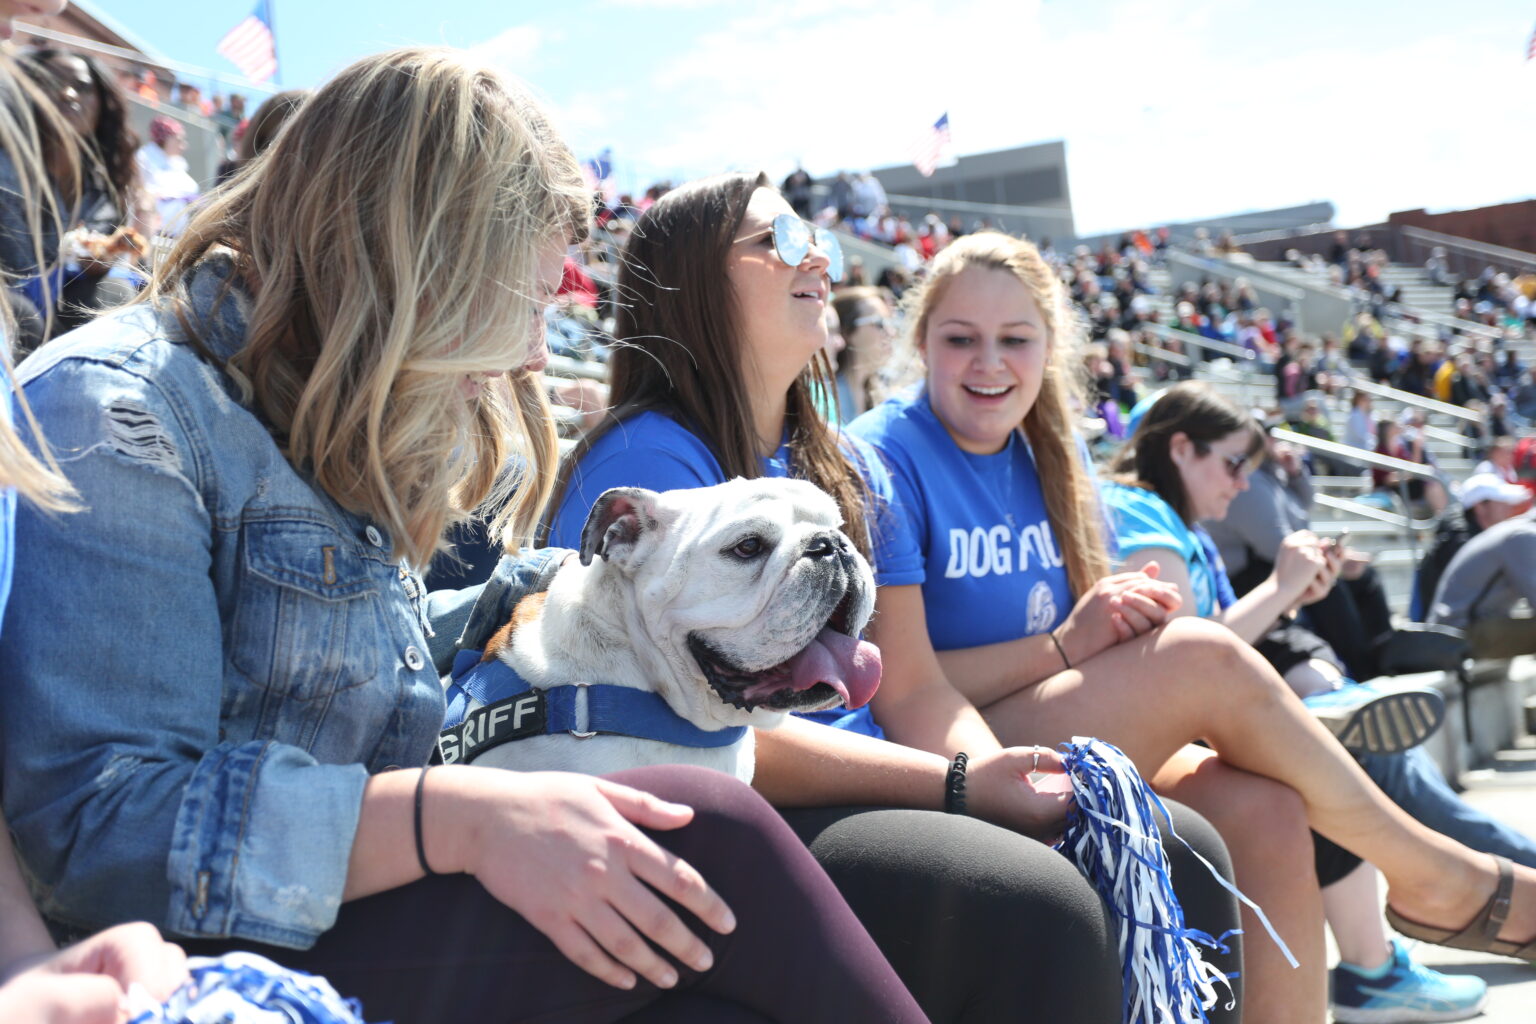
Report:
1026,579,1058,635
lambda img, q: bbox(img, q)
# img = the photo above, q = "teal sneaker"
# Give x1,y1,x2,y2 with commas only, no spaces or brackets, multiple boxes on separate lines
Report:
1302,681,1445,755
1331,939,1488,1023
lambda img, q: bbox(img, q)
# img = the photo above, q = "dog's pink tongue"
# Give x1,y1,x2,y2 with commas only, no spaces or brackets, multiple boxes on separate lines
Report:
789,628,882,709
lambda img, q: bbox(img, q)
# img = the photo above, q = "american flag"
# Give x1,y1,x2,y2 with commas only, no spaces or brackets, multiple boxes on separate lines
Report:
912,112,954,178
1527,21,1536,61
217,1,278,84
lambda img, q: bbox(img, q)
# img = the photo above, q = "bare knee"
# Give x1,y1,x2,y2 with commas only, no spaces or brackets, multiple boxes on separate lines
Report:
1154,618,1292,708
1215,777,1314,878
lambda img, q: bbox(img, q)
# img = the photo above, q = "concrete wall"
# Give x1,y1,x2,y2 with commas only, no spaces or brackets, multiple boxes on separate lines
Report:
870,140,1075,242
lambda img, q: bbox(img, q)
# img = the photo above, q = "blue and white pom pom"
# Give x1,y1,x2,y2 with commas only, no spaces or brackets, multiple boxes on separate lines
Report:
127,952,379,1024
1056,737,1296,1024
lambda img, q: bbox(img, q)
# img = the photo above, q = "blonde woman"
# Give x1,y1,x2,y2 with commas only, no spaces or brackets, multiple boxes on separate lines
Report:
0,3,192,1020
0,50,925,1024
847,232,1536,1021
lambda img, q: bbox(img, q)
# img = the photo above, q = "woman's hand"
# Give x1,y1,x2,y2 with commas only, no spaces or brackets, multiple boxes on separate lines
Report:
1294,537,1344,607
966,746,1075,843
442,770,736,992
1339,546,1371,581
0,922,188,1024
1057,563,1183,663
1271,531,1330,604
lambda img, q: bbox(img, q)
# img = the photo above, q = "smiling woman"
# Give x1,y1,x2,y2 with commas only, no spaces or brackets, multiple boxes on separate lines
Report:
539,175,1244,1023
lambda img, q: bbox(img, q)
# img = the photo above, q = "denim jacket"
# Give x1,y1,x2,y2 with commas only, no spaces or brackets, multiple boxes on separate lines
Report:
1,256,565,949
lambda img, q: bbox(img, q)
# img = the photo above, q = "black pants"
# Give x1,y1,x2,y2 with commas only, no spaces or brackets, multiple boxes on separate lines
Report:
1234,558,1393,683
180,765,926,1024
781,799,1243,1024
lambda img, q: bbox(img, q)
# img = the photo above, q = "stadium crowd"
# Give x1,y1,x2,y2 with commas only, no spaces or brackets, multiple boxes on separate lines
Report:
0,7,1534,1024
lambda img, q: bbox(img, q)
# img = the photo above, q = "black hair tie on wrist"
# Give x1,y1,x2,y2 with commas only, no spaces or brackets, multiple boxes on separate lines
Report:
1049,628,1072,671
944,752,970,815
415,765,441,877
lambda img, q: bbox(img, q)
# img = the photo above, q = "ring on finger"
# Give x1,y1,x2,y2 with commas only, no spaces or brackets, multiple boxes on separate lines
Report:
1031,747,1041,774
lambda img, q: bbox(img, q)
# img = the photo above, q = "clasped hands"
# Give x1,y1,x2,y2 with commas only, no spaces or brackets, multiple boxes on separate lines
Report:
1053,562,1183,666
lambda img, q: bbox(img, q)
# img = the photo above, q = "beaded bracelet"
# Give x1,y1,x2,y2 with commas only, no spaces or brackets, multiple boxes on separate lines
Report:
944,752,970,815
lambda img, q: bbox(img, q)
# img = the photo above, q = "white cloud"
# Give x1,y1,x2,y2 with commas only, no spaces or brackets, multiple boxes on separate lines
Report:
471,24,556,74
529,0,1536,235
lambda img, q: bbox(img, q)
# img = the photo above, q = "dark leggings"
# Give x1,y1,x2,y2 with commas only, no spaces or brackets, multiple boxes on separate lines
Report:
180,765,925,1024
782,798,1244,1024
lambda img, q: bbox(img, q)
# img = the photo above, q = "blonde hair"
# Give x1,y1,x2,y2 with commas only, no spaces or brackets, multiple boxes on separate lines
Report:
902,232,1109,596
144,47,588,567
0,50,78,512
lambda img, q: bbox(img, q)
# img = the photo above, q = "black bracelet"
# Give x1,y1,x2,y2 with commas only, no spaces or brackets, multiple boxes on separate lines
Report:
944,752,969,815
414,766,441,877
1049,629,1071,671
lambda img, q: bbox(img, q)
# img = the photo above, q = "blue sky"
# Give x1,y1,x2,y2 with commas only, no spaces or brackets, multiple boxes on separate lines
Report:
83,0,1536,235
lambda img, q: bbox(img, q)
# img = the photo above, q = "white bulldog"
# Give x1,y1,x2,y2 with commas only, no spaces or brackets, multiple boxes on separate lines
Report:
441,478,882,782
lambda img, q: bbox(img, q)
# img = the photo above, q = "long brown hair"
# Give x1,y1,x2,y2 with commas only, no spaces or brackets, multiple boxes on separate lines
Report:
1109,381,1263,524
546,171,871,555
903,232,1109,598
142,48,589,567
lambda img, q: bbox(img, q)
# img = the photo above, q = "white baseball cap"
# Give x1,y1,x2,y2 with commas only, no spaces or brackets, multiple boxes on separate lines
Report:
1460,472,1529,508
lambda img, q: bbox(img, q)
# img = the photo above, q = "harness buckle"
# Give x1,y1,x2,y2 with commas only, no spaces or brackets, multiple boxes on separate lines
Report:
569,682,597,739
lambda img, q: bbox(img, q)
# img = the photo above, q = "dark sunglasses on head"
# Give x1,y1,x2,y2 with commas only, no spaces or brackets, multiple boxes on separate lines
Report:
766,213,844,283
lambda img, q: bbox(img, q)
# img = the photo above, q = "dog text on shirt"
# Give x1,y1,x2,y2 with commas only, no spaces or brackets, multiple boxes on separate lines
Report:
944,519,1063,579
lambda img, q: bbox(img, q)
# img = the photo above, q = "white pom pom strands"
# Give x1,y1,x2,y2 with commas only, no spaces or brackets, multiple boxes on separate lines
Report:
1057,737,1297,1024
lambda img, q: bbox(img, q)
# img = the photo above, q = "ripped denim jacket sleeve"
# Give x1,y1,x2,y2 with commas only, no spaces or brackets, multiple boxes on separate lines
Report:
1,331,434,950
424,548,570,673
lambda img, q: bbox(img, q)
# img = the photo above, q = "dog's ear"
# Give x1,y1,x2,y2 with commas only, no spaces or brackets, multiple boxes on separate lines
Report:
579,488,662,569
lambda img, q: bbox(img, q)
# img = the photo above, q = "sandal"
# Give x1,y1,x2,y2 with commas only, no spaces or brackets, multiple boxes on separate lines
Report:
1385,855,1536,962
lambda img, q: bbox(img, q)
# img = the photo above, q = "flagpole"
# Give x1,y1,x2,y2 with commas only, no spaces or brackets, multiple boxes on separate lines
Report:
266,0,282,87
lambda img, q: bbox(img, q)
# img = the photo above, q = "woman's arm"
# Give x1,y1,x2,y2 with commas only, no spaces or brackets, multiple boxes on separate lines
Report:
1121,536,1326,644
865,584,1007,756
0,813,53,974
934,567,1182,707
343,765,733,992
753,717,1070,841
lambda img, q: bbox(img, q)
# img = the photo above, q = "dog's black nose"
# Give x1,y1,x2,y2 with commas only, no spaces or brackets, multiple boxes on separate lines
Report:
804,533,841,560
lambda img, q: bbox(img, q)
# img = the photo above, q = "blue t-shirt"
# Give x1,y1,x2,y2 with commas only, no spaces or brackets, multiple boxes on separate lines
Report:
848,390,1075,651
546,410,921,737
1100,481,1220,618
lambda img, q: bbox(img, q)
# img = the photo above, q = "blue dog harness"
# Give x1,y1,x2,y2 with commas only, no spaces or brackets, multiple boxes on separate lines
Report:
439,649,748,765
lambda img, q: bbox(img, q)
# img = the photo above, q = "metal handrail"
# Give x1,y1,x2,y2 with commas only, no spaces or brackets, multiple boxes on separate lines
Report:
1417,422,1479,452
1272,428,1439,558
1269,428,1438,480
1223,222,1339,248
1399,225,1536,276
1313,492,1437,532
1345,377,1482,424
1131,341,1193,368
1168,251,1309,303
1139,322,1264,365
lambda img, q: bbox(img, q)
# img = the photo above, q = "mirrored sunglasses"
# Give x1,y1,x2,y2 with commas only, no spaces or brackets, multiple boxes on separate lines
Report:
850,314,891,331
771,213,844,283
